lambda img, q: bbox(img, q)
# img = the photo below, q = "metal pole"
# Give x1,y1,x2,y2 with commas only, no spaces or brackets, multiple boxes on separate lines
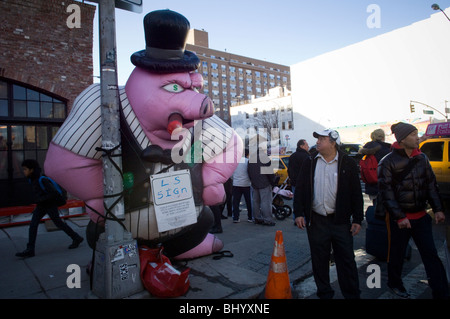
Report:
93,0,142,299
410,100,448,122
99,0,124,244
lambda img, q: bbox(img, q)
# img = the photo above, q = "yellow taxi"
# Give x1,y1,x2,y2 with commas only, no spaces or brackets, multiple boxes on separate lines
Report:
419,123,450,197
269,155,290,187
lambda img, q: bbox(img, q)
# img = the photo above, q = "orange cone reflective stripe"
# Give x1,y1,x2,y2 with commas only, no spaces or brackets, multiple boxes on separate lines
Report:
265,230,292,299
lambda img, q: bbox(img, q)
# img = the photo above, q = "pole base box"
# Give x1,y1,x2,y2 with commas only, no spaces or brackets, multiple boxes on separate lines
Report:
92,236,143,299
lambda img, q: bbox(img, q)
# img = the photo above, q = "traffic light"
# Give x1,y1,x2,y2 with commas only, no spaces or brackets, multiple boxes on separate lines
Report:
410,103,415,113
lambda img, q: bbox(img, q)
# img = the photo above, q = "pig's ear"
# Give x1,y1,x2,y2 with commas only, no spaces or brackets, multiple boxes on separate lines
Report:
190,72,204,90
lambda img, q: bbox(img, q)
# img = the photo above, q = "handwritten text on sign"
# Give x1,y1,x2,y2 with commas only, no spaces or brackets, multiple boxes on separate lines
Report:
150,169,197,232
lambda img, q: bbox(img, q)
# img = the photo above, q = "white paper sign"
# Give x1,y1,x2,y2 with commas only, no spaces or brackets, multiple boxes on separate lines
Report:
150,169,197,232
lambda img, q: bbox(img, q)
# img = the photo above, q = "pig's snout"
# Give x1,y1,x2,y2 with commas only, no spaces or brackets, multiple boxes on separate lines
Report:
200,96,214,119
167,96,214,134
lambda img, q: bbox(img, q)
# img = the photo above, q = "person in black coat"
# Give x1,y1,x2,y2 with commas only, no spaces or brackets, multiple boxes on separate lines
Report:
288,139,310,192
378,122,448,299
248,148,277,226
359,129,391,201
15,159,83,258
293,129,363,299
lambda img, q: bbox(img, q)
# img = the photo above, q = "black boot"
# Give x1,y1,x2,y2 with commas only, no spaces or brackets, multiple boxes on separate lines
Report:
15,248,35,258
68,236,84,249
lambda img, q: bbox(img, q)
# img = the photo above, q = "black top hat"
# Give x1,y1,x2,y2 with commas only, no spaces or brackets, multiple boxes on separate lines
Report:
131,10,200,74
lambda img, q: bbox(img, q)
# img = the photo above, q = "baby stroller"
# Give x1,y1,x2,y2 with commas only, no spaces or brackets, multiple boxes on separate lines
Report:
272,177,293,220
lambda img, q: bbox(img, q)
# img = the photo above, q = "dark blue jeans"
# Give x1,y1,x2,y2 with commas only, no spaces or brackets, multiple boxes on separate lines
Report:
27,205,80,251
232,186,252,221
388,213,449,299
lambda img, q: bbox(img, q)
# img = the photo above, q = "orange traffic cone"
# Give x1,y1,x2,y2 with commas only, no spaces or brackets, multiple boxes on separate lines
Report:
264,230,292,299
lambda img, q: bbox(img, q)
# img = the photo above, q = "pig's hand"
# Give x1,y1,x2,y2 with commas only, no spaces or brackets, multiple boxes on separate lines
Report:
202,131,243,206
203,183,226,206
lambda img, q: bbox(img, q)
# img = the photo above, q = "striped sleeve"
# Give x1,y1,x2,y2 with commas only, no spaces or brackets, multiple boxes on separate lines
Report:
52,84,151,159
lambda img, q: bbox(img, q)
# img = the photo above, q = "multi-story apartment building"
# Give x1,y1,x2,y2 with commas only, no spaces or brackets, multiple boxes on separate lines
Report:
186,29,291,125
230,86,294,152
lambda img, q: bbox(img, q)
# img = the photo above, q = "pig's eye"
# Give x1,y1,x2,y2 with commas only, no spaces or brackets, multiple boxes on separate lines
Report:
163,83,185,93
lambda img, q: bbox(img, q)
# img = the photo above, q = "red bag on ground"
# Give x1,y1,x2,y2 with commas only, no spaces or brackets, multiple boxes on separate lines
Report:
139,245,190,298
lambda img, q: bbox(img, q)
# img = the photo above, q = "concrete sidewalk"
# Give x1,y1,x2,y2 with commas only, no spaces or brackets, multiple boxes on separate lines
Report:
0,216,93,298
1,194,448,299
0,210,313,299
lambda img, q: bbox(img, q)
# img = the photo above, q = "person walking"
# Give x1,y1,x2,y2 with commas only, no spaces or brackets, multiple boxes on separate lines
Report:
359,128,391,202
232,150,252,223
378,122,449,299
248,148,277,226
294,129,363,299
220,178,233,219
288,139,310,193
15,159,83,258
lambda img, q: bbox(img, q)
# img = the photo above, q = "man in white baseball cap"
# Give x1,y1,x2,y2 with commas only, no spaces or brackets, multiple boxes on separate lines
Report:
293,128,363,299
313,129,341,146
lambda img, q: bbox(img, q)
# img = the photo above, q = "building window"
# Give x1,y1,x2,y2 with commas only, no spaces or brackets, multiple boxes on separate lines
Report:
288,121,293,130
0,79,67,180
0,81,8,117
11,84,66,119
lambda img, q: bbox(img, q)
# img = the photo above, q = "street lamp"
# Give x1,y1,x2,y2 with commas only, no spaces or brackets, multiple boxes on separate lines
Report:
432,3,450,21
410,100,449,122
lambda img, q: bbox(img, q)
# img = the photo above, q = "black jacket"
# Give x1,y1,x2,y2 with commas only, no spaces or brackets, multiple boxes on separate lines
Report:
378,145,442,221
288,147,310,187
28,167,60,208
247,154,277,189
293,150,364,225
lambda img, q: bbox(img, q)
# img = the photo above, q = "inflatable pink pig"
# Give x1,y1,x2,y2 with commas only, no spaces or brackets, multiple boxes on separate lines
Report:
44,10,243,259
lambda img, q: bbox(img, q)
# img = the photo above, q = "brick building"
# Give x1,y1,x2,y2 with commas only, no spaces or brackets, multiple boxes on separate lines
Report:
0,0,96,207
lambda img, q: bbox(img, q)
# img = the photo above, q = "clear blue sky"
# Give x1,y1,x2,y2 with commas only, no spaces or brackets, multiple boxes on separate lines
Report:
89,0,450,85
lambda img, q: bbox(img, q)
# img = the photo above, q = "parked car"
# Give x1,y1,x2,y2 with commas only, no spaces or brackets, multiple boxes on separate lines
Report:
269,155,290,187
341,143,363,164
419,123,450,198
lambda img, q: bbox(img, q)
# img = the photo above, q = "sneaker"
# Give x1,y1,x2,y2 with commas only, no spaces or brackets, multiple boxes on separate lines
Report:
15,249,35,258
233,219,240,223
388,285,410,299
69,236,84,249
247,219,254,223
